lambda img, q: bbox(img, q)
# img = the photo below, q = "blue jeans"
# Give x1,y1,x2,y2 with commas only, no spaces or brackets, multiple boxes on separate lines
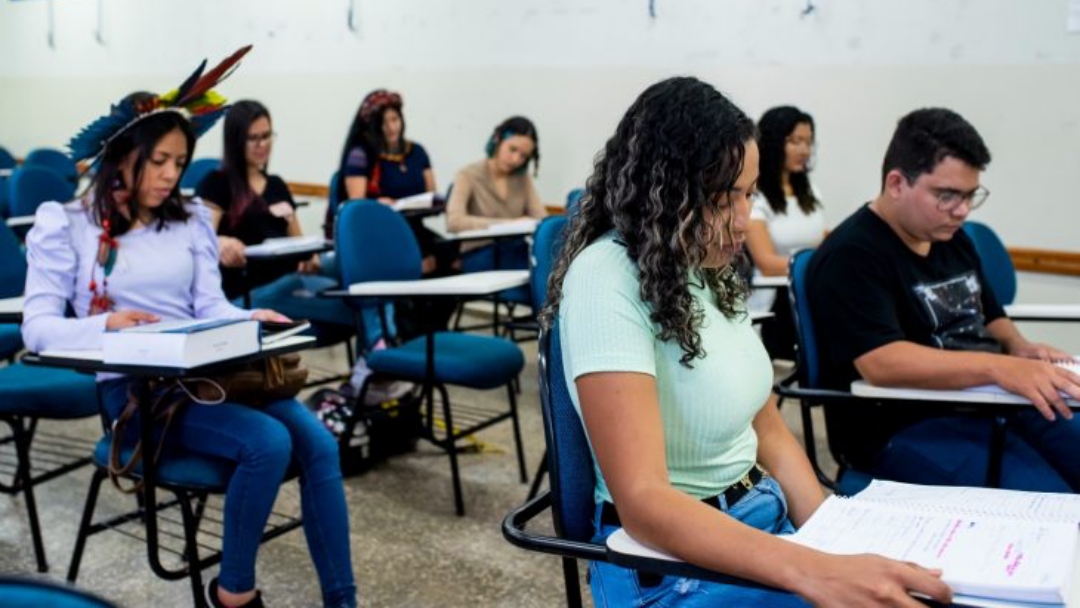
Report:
871,410,1080,492
588,477,809,607
101,379,357,607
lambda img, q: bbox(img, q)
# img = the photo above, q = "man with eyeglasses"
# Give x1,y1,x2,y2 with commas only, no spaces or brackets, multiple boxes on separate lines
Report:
807,107,1080,492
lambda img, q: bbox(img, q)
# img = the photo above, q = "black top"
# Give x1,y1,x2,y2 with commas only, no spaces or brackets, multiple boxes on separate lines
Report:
806,205,1005,467
196,169,297,299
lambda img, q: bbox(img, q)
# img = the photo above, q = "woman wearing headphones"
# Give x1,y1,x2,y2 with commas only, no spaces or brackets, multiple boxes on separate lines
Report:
446,116,547,272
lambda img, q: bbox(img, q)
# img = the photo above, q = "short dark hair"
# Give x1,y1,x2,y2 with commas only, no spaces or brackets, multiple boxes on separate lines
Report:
881,107,991,188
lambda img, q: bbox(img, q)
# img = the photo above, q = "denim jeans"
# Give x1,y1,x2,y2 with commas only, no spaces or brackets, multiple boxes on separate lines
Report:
588,476,810,607
871,410,1080,492
101,379,357,607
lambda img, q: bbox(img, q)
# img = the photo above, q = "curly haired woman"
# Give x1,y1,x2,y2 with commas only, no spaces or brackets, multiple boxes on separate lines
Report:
542,77,951,607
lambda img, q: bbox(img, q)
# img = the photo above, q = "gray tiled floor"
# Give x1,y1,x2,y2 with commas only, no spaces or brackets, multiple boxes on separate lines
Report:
0,332,835,607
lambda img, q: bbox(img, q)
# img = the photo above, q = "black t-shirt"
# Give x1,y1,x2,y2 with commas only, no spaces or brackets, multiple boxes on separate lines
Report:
196,169,297,299
805,205,1006,467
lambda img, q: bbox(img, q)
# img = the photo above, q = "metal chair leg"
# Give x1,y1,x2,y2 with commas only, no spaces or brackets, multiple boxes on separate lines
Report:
178,489,209,608
527,452,548,500
12,416,48,572
436,383,466,516
507,384,527,483
68,468,107,582
562,557,584,608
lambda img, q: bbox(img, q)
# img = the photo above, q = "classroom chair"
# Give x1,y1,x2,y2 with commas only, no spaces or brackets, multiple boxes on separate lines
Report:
336,200,528,516
23,148,78,187
0,575,118,608
8,166,76,219
963,221,1017,306
565,187,584,215
0,221,26,360
502,325,777,607
0,146,16,219
776,248,1019,494
179,157,220,193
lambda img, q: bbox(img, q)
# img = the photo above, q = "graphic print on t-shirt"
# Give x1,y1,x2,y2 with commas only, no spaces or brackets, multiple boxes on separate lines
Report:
912,271,1002,353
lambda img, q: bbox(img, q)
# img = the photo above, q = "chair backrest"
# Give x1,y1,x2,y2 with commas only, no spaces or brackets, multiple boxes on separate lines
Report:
962,221,1017,306
529,215,569,309
335,199,422,286
9,166,75,218
787,248,821,388
0,146,16,170
23,148,78,184
0,221,27,298
0,575,117,607
180,157,220,192
565,188,584,215
538,324,597,542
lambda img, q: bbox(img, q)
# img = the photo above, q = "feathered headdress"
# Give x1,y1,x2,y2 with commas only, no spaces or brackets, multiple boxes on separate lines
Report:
68,45,253,163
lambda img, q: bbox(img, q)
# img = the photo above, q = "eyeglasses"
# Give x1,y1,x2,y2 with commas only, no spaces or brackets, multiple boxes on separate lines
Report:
246,131,276,146
929,185,990,212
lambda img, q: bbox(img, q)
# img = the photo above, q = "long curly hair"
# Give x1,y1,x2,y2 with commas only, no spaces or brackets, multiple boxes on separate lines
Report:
541,76,755,366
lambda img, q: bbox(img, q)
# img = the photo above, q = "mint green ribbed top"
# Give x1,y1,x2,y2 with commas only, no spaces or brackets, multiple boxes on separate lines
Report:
559,234,771,505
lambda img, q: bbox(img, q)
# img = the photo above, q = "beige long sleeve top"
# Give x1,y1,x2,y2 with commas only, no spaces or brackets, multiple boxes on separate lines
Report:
446,160,547,236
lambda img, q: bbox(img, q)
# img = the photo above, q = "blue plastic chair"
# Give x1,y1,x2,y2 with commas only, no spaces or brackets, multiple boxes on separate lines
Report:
9,166,76,219
0,146,16,219
336,200,528,515
0,221,26,359
24,148,79,186
180,157,220,193
565,188,584,215
503,325,778,606
0,575,117,607
963,221,1017,306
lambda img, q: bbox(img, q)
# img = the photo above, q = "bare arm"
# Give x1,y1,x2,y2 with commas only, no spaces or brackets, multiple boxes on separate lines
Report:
856,341,1080,421
576,371,950,606
745,219,788,276
423,168,437,193
344,176,368,201
752,396,824,526
986,317,1073,361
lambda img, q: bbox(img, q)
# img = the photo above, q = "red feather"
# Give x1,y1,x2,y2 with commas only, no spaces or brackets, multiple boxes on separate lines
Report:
174,45,253,107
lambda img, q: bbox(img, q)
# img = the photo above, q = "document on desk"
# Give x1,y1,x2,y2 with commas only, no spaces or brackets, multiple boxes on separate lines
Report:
245,235,328,258
391,192,435,211
787,480,1080,606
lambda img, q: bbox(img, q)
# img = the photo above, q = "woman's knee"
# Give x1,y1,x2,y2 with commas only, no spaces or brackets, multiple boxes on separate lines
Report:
240,418,293,473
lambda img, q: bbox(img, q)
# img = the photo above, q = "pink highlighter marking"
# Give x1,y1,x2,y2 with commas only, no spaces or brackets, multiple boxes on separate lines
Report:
937,519,963,559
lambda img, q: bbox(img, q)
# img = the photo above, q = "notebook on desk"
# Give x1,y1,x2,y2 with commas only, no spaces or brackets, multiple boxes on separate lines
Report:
103,318,260,367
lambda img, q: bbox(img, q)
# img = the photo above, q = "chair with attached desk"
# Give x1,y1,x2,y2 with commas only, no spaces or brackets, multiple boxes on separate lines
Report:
776,248,1026,494
23,148,79,188
0,219,99,573
502,325,779,607
46,341,309,607
335,200,528,516
0,146,16,219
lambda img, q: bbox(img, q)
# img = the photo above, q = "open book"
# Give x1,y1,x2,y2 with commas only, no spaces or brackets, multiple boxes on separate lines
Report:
390,191,436,212
786,480,1080,606
245,235,329,258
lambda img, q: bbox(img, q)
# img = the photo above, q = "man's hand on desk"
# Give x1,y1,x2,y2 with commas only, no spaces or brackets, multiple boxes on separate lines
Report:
992,355,1080,422
1006,339,1074,363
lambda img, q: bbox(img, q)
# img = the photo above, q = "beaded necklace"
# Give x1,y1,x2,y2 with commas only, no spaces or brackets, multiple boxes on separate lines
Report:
88,218,118,314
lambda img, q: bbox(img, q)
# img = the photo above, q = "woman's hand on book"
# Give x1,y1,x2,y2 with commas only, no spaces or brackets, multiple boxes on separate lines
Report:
251,309,292,323
106,310,161,330
797,553,951,607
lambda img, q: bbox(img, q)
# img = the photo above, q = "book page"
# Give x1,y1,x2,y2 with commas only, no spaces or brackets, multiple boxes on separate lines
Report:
855,480,1080,523
788,497,1076,604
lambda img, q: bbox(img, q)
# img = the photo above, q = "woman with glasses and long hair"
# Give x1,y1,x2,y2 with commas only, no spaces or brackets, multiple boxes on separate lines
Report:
21,51,356,608
745,106,827,360
541,77,951,607
197,100,352,328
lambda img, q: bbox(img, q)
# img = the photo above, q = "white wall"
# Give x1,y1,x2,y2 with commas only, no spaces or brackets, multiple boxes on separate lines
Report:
3,0,1079,342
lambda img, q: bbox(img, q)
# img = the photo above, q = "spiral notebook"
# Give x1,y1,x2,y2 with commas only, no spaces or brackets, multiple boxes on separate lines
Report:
786,480,1080,606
